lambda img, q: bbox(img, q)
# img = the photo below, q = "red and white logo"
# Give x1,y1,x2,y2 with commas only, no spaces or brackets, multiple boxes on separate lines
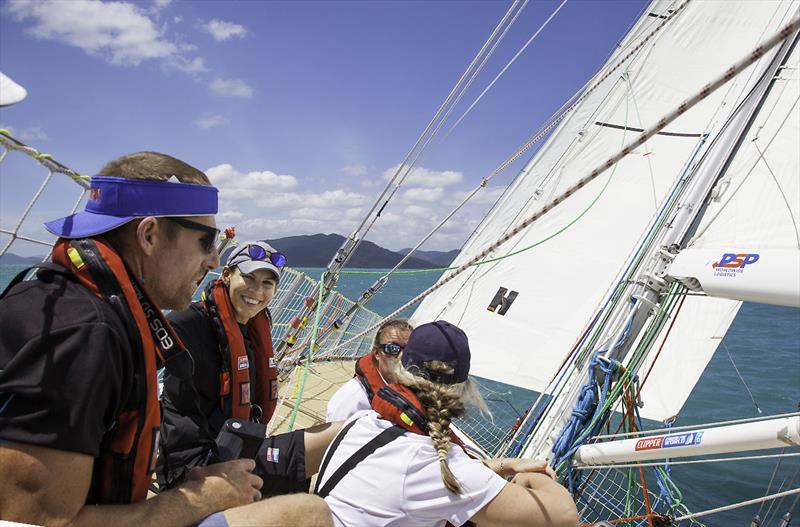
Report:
635,436,664,451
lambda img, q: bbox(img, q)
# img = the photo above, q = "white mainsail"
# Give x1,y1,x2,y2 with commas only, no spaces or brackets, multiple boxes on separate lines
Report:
411,0,799,424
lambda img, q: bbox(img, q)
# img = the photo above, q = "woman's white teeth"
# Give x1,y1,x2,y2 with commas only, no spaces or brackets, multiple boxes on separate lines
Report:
242,296,260,305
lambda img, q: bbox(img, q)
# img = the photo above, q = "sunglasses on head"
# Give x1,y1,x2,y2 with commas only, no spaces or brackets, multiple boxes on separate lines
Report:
164,217,220,253
243,243,287,269
379,342,404,356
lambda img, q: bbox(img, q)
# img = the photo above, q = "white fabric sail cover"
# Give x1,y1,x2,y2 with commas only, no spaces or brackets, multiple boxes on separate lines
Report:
411,0,798,422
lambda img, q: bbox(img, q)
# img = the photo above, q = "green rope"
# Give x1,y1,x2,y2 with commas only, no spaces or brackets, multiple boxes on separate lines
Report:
286,271,327,431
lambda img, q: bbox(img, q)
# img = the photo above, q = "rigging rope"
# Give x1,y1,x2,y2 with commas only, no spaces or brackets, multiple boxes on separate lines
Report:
274,0,528,356
321,0,691,322
445,0,569,135
324,10,800,360
674,488,800,522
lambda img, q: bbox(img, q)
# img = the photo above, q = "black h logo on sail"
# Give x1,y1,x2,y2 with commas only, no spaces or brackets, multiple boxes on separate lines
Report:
487,287,518,316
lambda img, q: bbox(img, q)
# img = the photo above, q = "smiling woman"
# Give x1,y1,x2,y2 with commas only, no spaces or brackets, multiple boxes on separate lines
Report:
157,239,320,497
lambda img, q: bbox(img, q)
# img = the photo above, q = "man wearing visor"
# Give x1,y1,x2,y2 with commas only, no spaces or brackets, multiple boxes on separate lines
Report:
0,152,334,526
326,319,413,421
159,240,335,498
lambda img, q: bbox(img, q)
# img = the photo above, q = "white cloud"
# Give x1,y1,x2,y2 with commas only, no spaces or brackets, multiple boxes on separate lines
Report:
6,0,204,73
382,164,463,188
194,115,227,130
340,164,367,177
206,164,298,201
150,0,172,13
202,19,248,42
165,56,207,74
209,78,253,98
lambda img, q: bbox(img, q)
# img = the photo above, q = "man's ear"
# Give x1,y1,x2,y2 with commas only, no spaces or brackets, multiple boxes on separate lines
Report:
136,217,159,256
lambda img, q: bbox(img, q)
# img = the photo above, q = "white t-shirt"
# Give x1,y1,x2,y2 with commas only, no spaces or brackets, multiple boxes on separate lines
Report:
320,410,507,527
326,377,372,421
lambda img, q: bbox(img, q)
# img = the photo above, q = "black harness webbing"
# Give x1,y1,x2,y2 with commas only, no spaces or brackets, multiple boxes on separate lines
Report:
314,419,405,498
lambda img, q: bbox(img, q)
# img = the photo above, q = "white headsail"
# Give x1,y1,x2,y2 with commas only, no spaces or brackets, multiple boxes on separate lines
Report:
411,0,799,424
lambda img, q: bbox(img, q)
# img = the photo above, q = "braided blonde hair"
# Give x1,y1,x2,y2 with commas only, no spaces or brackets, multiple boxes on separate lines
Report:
386,360,488,494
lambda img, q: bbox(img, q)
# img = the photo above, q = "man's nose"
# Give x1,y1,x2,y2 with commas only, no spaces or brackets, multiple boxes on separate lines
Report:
207,247,221,269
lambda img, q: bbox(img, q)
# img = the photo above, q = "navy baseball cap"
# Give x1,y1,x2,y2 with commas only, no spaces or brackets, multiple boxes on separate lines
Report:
401,320,470,384
44,176,218,239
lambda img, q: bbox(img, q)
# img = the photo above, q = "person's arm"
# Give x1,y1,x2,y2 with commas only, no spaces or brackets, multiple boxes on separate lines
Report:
0,441,263,527
483,457,557,480
302,421,343,478
470,473,578,527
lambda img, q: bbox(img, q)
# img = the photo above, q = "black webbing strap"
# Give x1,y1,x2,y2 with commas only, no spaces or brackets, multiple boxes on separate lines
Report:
0,262,72,299
314,420,405,498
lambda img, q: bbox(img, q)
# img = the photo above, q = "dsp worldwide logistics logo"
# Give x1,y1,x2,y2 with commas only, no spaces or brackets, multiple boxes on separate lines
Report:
711,252,759,277
711,253,759,269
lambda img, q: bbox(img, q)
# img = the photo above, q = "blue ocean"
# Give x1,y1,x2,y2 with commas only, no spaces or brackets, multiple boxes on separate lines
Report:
2,264,798,524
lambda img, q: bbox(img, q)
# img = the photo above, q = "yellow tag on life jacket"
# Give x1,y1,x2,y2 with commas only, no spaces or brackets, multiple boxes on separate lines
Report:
400,413,414,427
67,247,85,269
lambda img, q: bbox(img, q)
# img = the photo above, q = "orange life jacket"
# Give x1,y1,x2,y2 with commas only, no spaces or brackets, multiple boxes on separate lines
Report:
51,237,189,504
202,280,277,423
356,354,465,448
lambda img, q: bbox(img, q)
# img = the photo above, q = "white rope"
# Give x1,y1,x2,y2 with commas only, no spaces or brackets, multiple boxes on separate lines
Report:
345,0,524,246
324,0,689,325
0,170,55,257
573,452,800,470
325,12,800,357
0,132,89,188
343,0,530,270
446,0,569,135
674,487,800,521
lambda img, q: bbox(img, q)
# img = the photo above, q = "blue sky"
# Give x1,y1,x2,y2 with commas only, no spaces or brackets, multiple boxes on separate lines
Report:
0,0,647,256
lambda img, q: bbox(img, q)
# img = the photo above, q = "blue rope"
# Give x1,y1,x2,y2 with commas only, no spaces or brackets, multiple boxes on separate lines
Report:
551,351,620,492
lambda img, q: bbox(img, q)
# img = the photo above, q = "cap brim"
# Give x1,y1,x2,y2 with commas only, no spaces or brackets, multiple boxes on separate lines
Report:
235,259,281,281
44,211,135,239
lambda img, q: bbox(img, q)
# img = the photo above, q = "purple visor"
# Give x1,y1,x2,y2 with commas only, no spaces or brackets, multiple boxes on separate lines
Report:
45,176,218,239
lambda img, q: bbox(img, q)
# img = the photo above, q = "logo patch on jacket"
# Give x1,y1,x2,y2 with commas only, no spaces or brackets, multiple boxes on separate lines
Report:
240,382,251,405
265,447,280,463
238,356,249,370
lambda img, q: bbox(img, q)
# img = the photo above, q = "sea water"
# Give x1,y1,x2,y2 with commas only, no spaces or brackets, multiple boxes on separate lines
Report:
2,264,798,523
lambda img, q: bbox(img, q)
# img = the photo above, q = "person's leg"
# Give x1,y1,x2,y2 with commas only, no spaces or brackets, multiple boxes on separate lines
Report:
223,493,333,527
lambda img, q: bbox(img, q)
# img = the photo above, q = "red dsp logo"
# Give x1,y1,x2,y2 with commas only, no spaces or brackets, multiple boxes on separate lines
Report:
635,436,664,451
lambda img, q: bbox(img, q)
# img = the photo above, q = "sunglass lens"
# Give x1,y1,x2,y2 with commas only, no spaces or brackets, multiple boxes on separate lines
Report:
248,245,267,260
271,252,287,268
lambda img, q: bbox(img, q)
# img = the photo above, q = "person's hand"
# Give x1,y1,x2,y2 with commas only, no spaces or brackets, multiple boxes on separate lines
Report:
184,459,263,509
486,458,557,480
510,471,559,490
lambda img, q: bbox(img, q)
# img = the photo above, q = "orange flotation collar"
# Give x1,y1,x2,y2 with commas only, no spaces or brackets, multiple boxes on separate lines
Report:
52,237,187,504
202,280,277,423
356,353,464,447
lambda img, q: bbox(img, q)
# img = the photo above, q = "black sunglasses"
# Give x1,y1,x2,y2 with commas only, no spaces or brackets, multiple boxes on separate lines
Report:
163,217,220,253
241,243,287,269
379,342,404,356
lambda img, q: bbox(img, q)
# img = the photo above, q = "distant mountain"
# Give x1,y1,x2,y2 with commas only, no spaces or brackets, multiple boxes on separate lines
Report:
243,233,439,269
0,253,44,264
398,248,459,267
